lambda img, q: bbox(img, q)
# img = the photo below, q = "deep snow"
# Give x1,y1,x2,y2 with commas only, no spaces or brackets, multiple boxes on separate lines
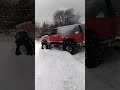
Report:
35,40,120,90
35,40,85,90
0,34,34,90
86,48,120,90
1,33,120,90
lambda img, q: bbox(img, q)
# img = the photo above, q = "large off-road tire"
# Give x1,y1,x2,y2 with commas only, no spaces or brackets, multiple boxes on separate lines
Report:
15,44,27,55
15,48,21,55
85,46,104,68
20,45,27,54
63,40,78,55
85,29,104,68
15,37,34,56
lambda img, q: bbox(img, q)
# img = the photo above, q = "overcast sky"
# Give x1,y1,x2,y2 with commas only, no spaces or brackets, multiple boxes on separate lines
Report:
35,0,85,24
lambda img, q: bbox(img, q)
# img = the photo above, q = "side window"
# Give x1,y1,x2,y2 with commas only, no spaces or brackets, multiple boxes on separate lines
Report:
115,8,120,17
17,31,28,38
80,24,85,34
111,1,120,17
71,26,80,34
116,12,120,16
96,12,105,18
78,25,83,33
50,29,57,35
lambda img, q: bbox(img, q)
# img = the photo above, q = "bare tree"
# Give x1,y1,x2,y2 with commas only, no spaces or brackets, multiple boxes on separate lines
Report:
35,22,41,37
37,22,50,36
53,8,80,27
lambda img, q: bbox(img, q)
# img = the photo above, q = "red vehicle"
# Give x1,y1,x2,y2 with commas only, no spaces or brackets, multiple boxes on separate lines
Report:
41,24,85,55
85,0,120,68
15,20,35,55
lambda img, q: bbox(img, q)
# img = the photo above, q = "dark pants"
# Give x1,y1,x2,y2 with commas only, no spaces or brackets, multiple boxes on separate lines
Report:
41,43,44,49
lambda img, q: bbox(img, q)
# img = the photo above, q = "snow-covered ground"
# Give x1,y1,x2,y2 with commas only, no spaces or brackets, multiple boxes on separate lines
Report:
2,33,120,90
35,39,120,90
86,48,120,90
35,40,85,90
0,33,14,42
0,34,34,90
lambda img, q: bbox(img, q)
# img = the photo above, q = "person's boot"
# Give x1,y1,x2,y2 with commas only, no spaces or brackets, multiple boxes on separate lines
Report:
15,44,21,55
41,44,44,49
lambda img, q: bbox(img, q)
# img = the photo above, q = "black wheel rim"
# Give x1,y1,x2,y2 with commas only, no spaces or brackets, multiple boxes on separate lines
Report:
20,45,27,54
66,46,72,53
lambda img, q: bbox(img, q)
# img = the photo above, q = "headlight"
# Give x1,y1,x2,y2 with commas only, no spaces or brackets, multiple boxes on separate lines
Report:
83,41,85,43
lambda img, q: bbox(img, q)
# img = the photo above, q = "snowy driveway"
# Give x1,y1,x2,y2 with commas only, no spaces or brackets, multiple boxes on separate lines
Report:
0,34,34,90
86,48,120,90
35,41,85,90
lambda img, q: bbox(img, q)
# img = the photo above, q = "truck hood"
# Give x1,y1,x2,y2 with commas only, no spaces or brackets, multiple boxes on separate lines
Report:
16,21,35,36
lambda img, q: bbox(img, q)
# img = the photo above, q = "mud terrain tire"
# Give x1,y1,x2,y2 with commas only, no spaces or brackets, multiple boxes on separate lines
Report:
63,40,77,55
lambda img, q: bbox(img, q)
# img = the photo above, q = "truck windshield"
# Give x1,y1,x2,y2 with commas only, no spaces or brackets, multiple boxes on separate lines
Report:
86,0,120,19
107,0,120,17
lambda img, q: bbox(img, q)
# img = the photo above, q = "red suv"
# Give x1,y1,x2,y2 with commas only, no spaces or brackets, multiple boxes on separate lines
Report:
41,24,85,55
15,20,35,55
85,0,120,68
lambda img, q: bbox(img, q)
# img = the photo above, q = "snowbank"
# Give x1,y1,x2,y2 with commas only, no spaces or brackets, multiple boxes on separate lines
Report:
0,33,15,42
86,48,120,90
35,41,85,90
0,40,34,90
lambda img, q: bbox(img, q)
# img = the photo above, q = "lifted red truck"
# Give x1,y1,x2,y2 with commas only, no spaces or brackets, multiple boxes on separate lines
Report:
15,20,35,55
41,24,85,55
85,0,120,68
